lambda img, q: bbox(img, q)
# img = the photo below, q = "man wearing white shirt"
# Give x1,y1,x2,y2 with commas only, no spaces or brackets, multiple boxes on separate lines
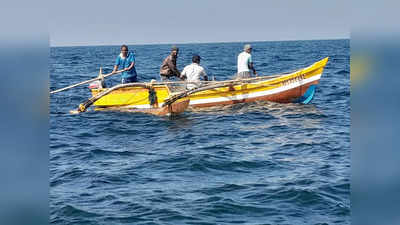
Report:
181,55,208,89
237,44,257,79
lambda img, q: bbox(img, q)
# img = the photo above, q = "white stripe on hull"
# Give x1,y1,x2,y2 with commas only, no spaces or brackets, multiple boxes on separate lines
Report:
113,104,151,109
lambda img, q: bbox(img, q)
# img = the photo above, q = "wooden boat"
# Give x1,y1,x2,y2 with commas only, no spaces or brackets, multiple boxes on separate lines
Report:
89,57,329,110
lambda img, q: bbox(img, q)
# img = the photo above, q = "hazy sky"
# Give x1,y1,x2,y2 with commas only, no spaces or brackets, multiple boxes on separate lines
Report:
49,0,349,46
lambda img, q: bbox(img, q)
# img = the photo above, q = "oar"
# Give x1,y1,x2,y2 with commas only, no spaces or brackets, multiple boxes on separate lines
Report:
50,68,124,94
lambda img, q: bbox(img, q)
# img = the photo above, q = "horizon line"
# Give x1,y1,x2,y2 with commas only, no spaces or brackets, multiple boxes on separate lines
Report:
50,37,350,48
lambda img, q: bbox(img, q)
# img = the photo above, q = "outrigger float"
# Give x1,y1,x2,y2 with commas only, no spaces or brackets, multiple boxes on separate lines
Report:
52,57,329,115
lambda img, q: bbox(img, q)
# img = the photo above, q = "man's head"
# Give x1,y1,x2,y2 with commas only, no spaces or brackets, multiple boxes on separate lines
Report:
244,44,252,53
192,55,201,64
121,45,129,57
171,45,179,57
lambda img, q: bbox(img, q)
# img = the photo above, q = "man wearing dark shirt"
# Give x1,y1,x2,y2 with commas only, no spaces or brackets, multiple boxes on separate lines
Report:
160,46,181,81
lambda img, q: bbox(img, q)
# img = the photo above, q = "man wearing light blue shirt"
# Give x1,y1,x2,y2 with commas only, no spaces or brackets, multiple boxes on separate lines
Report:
237,44,257,79
113,45,138,83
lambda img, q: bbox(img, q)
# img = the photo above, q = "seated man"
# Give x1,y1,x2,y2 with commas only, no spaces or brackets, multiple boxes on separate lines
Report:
113,45,138,83
181,55,208,89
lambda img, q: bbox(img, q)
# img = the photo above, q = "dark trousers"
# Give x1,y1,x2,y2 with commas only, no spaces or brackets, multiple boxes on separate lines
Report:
122,76,138,84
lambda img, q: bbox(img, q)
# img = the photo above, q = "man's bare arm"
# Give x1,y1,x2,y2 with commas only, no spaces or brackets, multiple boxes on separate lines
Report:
249,62,257,75
124,62,135,71
167,60,180,77
112,65,119,73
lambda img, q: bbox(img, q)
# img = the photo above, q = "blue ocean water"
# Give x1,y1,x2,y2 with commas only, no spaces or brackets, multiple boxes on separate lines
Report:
50,39,350,225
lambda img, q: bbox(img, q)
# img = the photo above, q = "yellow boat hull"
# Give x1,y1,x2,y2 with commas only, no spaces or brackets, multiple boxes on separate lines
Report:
91,57,329,109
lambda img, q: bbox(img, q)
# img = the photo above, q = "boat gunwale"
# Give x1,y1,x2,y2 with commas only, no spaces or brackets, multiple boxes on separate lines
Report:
91,57,328,94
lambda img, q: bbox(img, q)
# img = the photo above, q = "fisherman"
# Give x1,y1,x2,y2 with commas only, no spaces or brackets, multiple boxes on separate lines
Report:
112,45,138,83
236,44,257,79
160,46,182,81
180,54,208,89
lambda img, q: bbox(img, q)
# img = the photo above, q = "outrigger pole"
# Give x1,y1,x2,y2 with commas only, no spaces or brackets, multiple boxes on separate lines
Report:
50,68,123,94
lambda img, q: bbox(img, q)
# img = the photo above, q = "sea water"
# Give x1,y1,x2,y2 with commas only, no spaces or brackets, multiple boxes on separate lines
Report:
50,39,350,225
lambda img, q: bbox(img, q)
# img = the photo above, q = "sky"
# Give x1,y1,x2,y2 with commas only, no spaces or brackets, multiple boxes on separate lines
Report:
49,0,350,47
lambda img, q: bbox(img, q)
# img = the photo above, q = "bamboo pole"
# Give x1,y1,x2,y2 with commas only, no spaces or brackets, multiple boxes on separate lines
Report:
50,68,124,94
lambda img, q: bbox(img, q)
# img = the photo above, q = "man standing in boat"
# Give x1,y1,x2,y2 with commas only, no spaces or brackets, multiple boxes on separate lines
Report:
180,54,208,89
112,45,138,83
160,46,182,81
236,44,257,79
